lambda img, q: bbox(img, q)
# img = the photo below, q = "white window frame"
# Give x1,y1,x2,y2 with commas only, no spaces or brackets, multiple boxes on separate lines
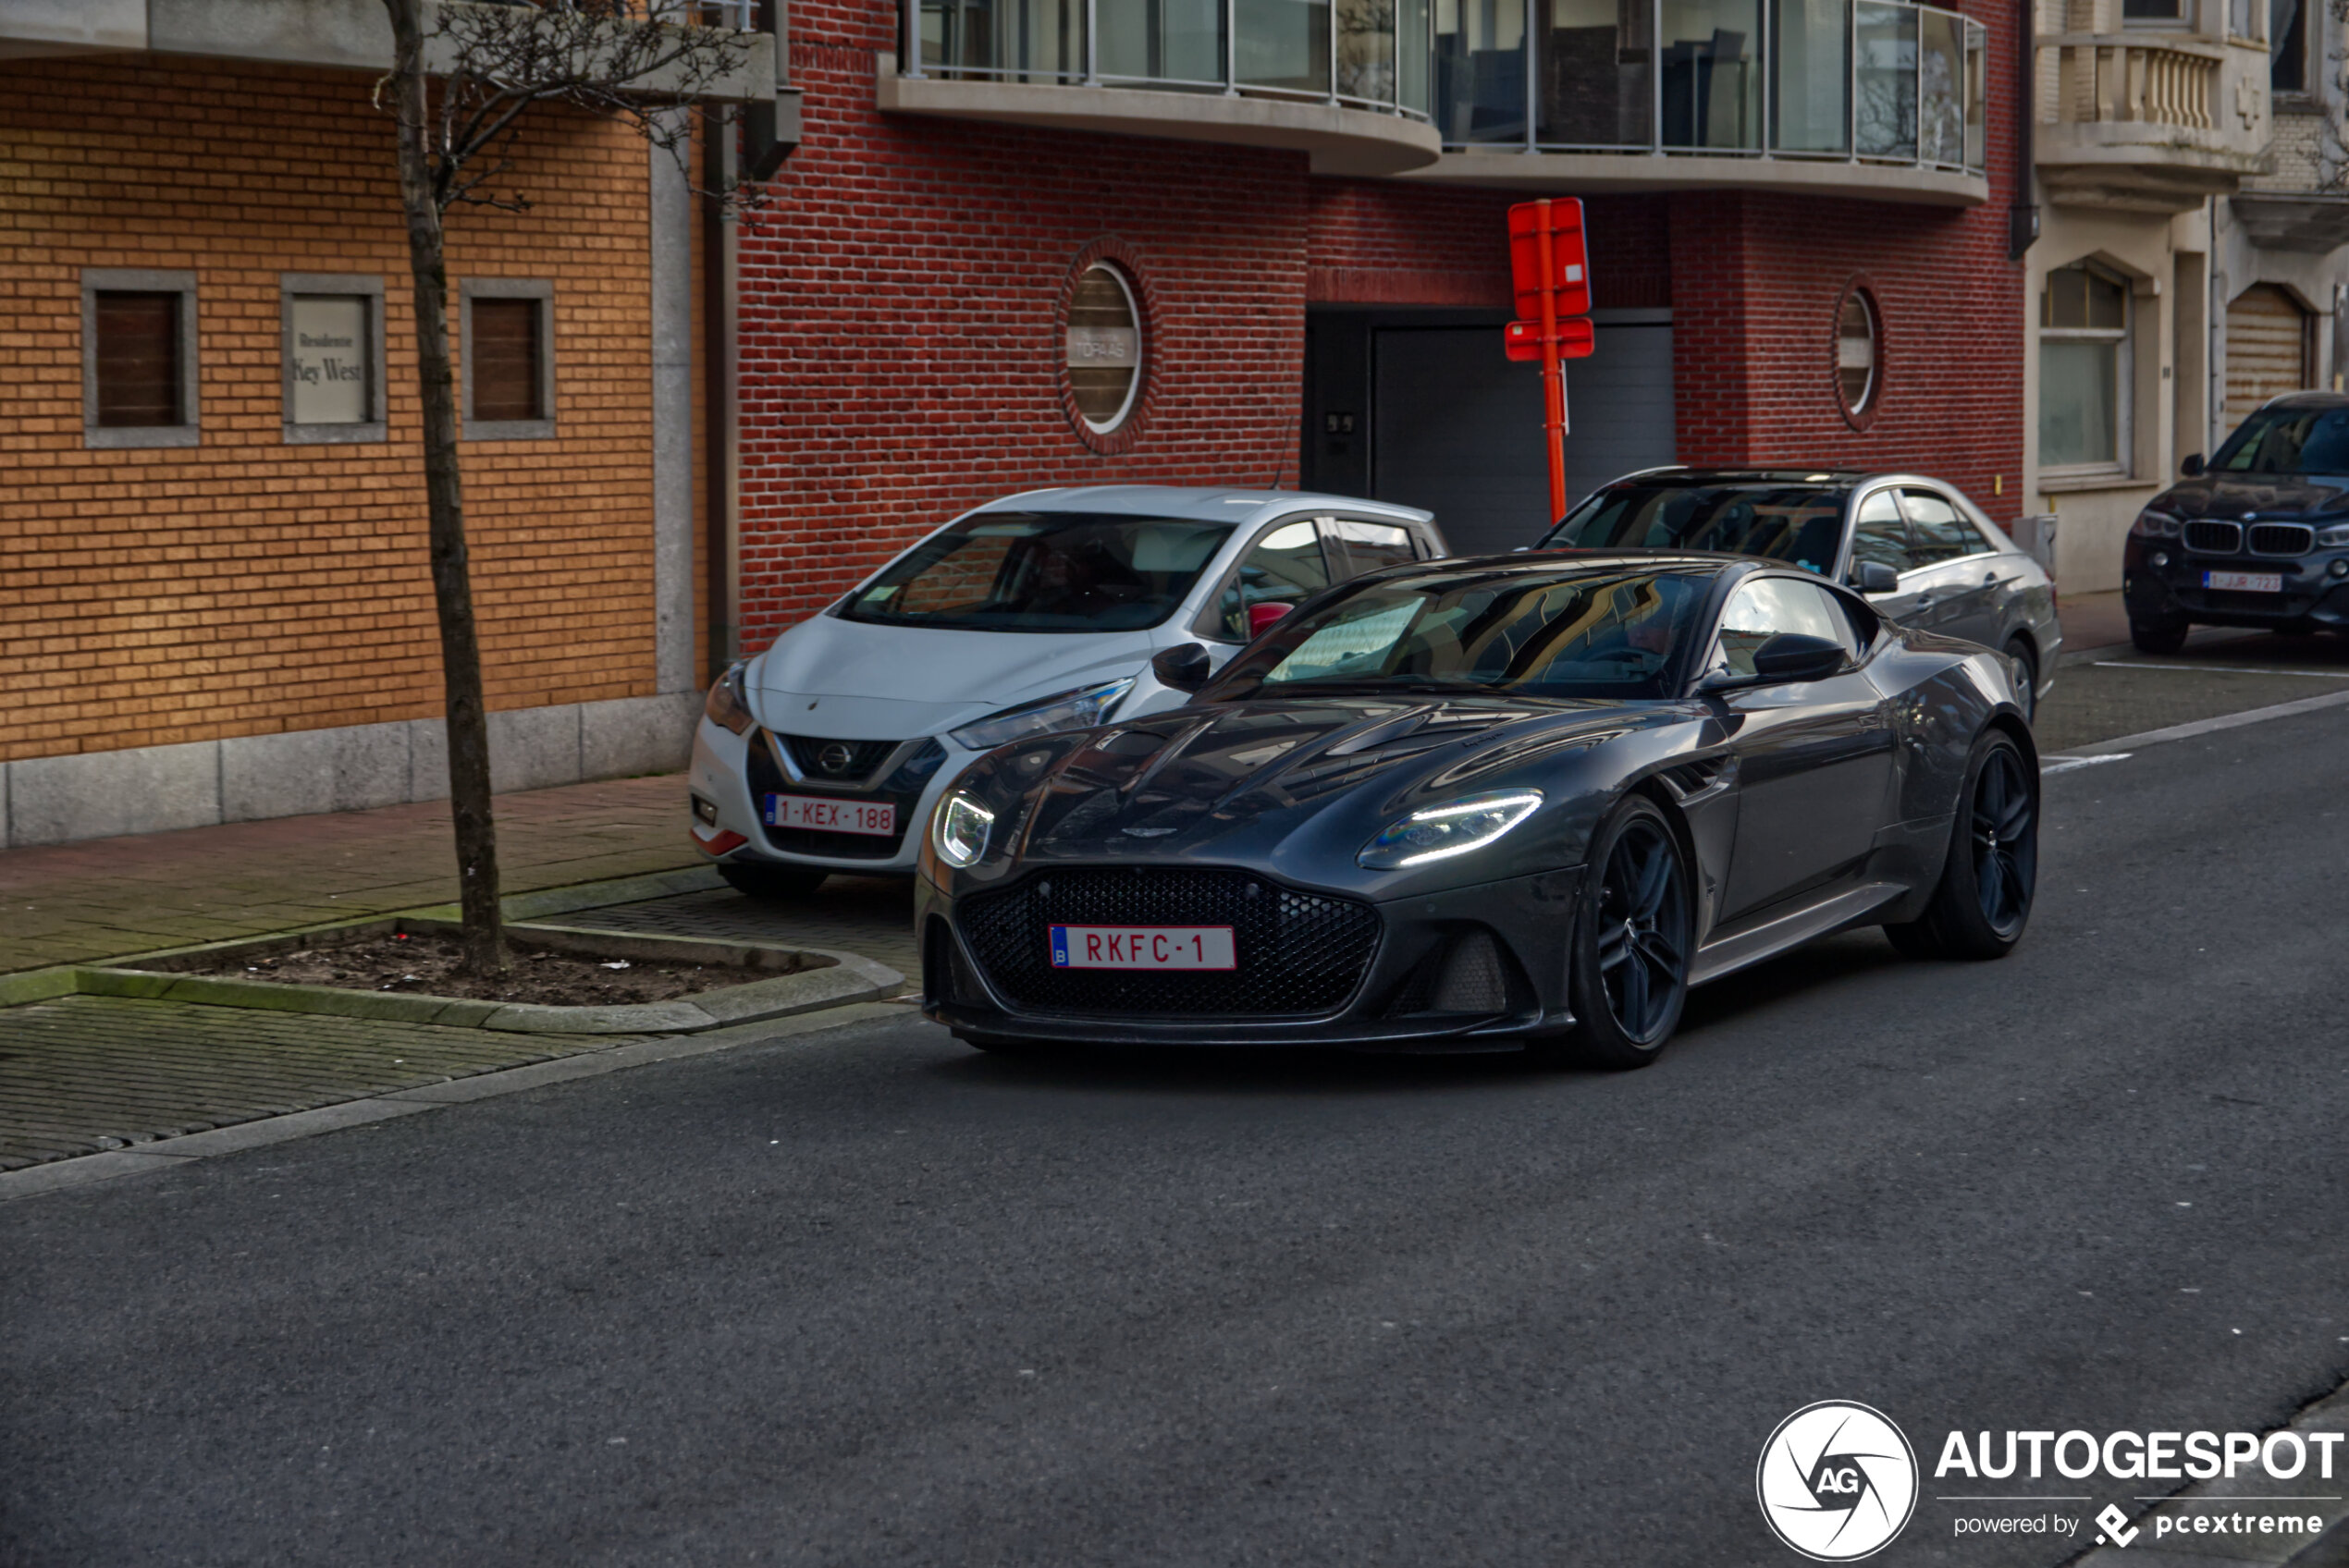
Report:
1068,262,1143,435
461,278,558,441
280,273,388,445
81,267,200,450
2038,261,2134,481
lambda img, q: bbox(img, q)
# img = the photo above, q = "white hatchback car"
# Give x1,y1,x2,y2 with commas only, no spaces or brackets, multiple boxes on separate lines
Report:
688,486,1446,895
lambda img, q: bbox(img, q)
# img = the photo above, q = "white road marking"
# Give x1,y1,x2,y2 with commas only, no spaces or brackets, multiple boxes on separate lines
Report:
2042,753,2133,776
2064,685,2349,757
2095,661,2349,678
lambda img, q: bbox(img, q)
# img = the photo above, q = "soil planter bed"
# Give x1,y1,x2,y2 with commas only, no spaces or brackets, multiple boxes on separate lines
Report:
2,917,901,1035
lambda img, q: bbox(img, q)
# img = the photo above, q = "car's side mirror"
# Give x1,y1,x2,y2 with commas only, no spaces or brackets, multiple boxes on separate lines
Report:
2181,452,2205,478
1247,602,1292,640
1751,633,1848,683
1150,643,1214,693
1846,559,1900,594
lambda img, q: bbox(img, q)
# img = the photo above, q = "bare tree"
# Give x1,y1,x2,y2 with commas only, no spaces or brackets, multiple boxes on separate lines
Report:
376,0,765,973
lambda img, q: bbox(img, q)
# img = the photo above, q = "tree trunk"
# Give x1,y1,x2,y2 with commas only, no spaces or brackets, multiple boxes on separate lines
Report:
386,0,506,974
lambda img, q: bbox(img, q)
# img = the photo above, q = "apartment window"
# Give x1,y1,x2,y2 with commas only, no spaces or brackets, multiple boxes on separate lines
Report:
82,269,199,449
281,274,387,444
1836,287,1880,423
2040,261,2132,472
2122,0,2188,21
2270,0,2306,89
461,280,556,438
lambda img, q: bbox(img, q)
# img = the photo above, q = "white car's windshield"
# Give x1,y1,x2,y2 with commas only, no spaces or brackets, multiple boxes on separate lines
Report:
840,512,1233,632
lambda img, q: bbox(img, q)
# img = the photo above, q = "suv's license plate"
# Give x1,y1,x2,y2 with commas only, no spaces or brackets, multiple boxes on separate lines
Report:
763,794,895,836
2204,570,2282,593
1050,925,1236,971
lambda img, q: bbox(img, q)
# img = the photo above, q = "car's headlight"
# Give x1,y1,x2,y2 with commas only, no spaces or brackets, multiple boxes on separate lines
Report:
932,793,996,867
2130,510,2183,539
948,678,1134,753
1359,790,1543,870
704,660,755,735
2317,521,2349,547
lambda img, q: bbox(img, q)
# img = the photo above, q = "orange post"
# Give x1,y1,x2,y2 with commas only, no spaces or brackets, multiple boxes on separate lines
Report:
1531,199,1569,523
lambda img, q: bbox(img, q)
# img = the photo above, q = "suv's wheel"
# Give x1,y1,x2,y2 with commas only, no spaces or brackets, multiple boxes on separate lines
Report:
2129,614,2191,655
2002,636,2039,723
1558,794,1693,1071
719,862,830,901
1884,729,2037,961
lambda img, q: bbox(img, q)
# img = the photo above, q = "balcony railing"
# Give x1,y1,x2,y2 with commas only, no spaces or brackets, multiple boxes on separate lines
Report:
902,0,1436,121
2041,32,2217,132
1433,0,1986,173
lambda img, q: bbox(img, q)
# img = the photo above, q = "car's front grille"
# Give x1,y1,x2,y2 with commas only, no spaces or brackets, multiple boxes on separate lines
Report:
2249,523,2315,557
2183,521,2242,553
958,868,1382,1018
777,733,897,782
744,732,927,859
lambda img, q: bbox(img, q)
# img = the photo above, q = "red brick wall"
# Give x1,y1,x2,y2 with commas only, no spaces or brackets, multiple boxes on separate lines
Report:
738,10,1313,645
1305,184,1669,312
1666,2,2025,520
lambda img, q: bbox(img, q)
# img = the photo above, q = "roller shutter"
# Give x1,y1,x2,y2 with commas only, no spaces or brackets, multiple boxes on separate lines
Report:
1371,318,1676,558
2225,285,2312,424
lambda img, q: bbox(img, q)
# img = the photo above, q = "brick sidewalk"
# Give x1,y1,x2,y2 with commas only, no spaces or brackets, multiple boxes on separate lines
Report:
0,774,699,973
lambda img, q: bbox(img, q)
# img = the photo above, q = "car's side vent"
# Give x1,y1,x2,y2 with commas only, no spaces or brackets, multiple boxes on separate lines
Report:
1659,757,1730,800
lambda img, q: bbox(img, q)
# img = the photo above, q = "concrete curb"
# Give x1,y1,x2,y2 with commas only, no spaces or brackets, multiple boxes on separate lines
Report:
0,1000,916,1203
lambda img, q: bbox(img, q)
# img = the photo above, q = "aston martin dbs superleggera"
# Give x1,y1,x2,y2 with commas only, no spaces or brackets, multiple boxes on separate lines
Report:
914,553,2038,1067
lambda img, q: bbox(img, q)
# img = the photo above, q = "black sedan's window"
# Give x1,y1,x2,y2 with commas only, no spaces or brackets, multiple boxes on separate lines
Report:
1207,568,1715,702
2211,406,2349,473
1543,482,1846,575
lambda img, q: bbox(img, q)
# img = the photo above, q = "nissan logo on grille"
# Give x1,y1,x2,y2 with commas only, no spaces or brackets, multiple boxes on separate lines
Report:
817,743,856,775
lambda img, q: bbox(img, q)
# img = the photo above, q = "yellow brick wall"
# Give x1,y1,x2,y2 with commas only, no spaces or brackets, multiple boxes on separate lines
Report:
0,55,665,765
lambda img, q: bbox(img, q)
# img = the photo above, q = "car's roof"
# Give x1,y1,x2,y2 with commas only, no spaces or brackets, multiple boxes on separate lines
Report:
2257,391,2349,410
1385,549,1765,577
975,484,1434,527
1594,467,1870,488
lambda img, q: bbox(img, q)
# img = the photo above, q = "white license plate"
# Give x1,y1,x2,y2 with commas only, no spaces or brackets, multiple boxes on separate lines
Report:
1049,925,1236,971
762,793,896,836
2204,570,2282,593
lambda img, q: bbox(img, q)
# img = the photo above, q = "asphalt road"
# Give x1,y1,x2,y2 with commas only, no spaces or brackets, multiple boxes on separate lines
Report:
6,710,2349,1568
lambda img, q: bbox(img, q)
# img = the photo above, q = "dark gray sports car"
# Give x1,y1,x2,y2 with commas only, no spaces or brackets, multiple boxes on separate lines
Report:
915,553,2037,1068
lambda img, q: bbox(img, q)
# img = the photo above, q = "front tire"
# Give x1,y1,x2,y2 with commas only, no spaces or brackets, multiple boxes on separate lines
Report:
719,862,830,901
1562,795,1693,1070
1884,729,2036,961
2129,614,2191,655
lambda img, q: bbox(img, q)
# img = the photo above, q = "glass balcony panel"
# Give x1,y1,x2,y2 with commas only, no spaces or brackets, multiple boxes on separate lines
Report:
1963,18,1985,169
1538,0,1653,147
1854,0,1915,157
1917,6,1963,165
922,0,1088,78
1399,0,1434,109
1097,0,1229,82
1237,0,1334,92
1435,0,1530,141
1772,0,1850,152
1338,0,1400,101
1660,0,1763,150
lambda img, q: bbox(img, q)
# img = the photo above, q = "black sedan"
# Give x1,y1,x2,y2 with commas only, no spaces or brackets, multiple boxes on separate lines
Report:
915,554,2038,1068
2125,392,2349,651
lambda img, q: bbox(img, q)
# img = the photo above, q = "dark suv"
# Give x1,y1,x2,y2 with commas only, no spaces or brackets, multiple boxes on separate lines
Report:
2124,392,2349,652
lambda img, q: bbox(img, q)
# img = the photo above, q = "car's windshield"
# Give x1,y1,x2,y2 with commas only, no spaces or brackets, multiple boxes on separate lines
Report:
1541,481,1848,575
1202,567,1715,703
840,512,1233,632
2210,406,2349,474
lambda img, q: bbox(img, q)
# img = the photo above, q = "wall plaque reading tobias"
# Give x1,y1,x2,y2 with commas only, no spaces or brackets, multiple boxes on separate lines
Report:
289,295,370,424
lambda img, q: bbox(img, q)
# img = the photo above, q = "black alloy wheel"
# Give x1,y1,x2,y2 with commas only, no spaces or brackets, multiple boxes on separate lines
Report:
1885,729,2037,961
1559,795,1693,1070
2002,636,2038,724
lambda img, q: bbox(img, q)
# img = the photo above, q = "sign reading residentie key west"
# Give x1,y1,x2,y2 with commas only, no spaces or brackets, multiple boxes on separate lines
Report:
1505,197,1596,523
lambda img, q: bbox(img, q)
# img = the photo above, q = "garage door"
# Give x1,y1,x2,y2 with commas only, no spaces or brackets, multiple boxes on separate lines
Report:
1371,317,1676,558
2226,284,2312,424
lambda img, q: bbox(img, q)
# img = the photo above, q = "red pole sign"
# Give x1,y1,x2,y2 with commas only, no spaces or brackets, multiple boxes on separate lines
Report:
1506,198,1594,525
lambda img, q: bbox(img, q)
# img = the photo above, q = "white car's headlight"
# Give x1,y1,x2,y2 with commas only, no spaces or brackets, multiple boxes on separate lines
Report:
933,793,996,867
1359,791,1543,870
704,660,755,735
948,678,1134,753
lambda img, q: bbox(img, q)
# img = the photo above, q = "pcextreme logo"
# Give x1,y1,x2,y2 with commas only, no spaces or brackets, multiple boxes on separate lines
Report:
1757,1401,1922,1562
